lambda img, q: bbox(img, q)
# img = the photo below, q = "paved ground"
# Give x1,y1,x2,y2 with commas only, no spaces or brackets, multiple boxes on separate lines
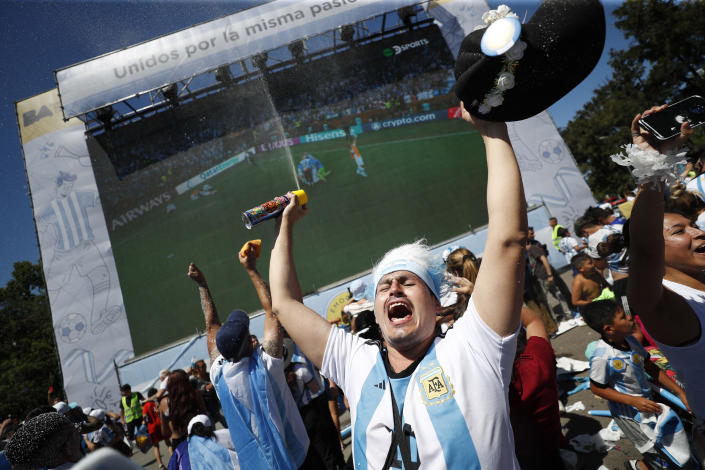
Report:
549,269,643,469
129,270,648,470
553,317,642,469
130,412,353,469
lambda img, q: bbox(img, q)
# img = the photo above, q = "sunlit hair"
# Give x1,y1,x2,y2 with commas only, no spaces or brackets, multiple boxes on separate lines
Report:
584,206,612,224
666,184,705,221
574,215,598,237
596,233,625,258
445,248,479,284
371,240,445,300
440,248,480,325
167,370,203,435
570,253,590,271
582,300,619,337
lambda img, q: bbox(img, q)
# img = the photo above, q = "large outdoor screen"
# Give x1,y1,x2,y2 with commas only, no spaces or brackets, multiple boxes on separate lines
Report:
86,22,489,354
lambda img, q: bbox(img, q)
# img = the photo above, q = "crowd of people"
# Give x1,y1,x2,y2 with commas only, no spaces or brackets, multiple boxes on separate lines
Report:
92,25,456,227
2,100,705,470
6,38,705,469
97,25,453,178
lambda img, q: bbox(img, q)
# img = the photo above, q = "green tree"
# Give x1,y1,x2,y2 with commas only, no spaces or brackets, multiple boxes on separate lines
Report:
562,0,705,199
0,261,63,419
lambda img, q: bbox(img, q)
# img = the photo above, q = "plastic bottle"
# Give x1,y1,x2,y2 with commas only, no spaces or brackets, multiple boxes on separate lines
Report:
241,189,308,229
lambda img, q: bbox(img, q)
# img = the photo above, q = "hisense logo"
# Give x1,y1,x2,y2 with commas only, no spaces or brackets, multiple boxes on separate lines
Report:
383,38,430,57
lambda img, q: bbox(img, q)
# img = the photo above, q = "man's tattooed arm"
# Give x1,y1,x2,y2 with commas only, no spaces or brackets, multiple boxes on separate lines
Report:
188,262,221,364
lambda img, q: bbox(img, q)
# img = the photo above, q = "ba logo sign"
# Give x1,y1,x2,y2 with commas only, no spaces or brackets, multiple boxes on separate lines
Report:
326,290,351,324
382,48,394,57
23,105,53,126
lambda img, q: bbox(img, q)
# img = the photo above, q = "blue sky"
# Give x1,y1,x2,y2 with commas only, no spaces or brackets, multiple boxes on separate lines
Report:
0,0,630,286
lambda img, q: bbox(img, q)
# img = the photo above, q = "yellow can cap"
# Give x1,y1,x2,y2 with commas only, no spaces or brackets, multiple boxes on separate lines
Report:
292,189,308,205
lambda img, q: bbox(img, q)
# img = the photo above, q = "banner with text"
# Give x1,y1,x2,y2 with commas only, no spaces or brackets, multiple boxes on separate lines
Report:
56,0,421,118
362,109,448,132
175,147,255,195
17,90,134,412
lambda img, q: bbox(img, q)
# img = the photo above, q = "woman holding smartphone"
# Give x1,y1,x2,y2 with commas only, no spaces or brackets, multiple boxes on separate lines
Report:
627,105,705,453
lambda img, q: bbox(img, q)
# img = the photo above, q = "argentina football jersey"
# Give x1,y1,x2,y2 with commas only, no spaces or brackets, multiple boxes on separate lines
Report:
322,297,520,469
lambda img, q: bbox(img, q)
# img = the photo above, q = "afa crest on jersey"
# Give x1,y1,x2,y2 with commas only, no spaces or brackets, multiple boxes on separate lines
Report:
631,352,643,366
611,358,626,372
418,365,454,405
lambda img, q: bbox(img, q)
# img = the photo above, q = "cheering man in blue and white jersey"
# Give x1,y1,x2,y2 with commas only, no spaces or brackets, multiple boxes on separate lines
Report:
270,103,526,469
188,242,309,470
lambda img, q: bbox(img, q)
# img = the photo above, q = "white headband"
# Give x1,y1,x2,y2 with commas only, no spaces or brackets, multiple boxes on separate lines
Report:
373,258,440,301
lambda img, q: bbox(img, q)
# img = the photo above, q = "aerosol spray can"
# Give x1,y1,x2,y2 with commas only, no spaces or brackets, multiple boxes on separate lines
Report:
241,189,308,229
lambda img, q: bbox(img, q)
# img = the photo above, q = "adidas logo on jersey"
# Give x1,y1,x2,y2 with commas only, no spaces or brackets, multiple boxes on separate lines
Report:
373,381,386,390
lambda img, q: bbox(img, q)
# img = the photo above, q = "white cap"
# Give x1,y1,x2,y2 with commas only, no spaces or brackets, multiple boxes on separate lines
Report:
52,401,70,415
587,227,619,258
187,414,212,435
343,299,374,316
441,245,461,263
349,279,367,300
89,409,106,421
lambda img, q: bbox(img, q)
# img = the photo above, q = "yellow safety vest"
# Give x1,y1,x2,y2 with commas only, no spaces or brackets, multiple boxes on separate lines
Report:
122,393,142,423
592,287,616,302
552,224,564,249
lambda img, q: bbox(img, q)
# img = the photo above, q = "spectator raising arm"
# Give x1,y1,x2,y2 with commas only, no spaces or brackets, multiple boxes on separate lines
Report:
187,262,221,364
462,102,528,337
238,241,283,358
521,306,549,341
628,106,697,346
270,197,335,368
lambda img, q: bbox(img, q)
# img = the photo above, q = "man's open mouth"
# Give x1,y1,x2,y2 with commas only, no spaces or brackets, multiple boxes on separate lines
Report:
387,300,412,324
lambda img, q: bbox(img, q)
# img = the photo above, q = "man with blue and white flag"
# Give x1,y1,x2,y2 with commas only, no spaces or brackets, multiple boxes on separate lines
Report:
270,105,525,469
187,240,308,470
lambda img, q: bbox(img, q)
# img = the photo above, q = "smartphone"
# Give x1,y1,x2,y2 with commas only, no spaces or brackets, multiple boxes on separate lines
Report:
638,95,705,140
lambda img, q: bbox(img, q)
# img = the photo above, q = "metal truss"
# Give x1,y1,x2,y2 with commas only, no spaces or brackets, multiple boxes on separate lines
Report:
82,2,433,136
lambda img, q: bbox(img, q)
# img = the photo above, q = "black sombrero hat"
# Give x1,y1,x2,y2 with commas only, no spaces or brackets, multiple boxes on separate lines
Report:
454,0,606,122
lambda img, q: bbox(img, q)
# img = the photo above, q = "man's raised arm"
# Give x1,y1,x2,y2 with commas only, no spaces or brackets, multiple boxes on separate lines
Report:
238,241,282,359
463,103,528,337
187,262,221,364
269,195,333,368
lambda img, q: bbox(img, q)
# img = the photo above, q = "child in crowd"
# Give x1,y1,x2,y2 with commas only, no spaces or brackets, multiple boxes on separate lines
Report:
142,387,168,470
557,227,586,266
584,300,692,469
570,254,611,308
